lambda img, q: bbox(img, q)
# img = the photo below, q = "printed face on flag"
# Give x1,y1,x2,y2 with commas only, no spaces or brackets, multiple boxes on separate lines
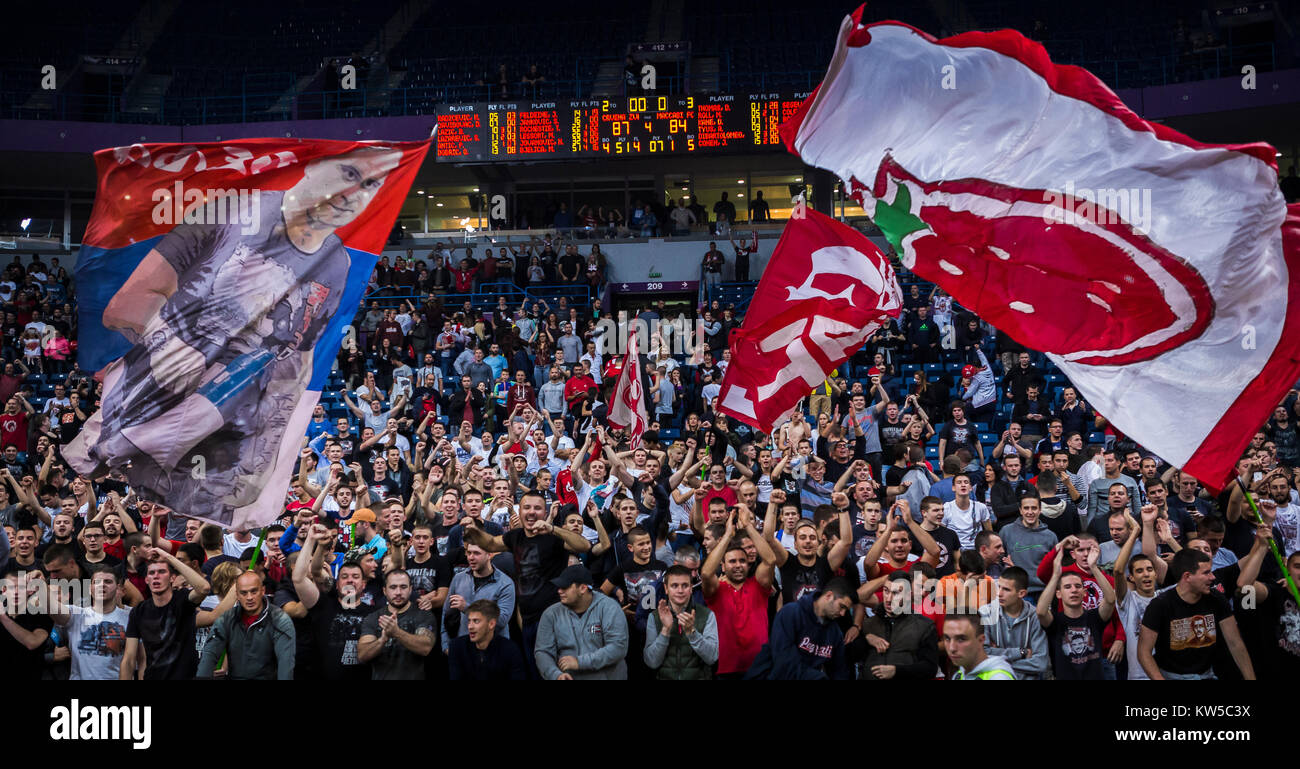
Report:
65,138,429,529
717,210,901,432
780,7,1300,489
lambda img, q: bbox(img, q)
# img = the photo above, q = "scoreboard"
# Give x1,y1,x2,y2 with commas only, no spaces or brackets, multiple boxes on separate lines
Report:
435,92,810,162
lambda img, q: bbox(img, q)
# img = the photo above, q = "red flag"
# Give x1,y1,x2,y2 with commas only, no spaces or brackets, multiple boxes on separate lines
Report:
717,210,901,432
778,10,1300,489
555,468,578,507
608,326,649,448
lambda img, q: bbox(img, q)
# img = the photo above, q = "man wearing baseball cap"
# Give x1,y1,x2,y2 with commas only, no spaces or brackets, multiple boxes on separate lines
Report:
344,508,388,565
960,347,998,425
533,564,629,680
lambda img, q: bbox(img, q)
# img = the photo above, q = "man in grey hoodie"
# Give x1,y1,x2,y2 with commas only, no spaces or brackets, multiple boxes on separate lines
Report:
999,494,1059,598
979,566,1049,679
535,564,629,680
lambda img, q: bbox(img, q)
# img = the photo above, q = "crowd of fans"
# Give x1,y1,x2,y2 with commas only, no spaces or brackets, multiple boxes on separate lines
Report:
1,242,1298,683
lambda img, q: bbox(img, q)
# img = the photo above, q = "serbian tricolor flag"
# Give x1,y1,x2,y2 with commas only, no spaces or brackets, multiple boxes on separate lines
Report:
66,138,429,528
608,327,649,448
781,7,1300,490
717,209,901,432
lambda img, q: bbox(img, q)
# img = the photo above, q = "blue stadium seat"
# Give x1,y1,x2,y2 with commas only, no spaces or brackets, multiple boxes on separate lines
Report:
925,446,939,460
924,363,944,373
901,364,920,376
1087,432,1105,444
979,433,998,444
972,422,989,432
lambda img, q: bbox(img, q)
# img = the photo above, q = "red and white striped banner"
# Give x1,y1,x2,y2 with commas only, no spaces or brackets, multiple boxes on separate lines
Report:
608,326,649,448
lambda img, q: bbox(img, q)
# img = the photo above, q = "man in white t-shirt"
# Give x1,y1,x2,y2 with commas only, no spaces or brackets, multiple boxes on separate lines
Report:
50,565,134,680
1113,507,1161,679
942,473,993,549
700,370,721,408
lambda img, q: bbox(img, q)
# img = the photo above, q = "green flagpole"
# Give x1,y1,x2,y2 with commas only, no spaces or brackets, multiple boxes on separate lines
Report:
1237,479,1300,608
245,528,270,571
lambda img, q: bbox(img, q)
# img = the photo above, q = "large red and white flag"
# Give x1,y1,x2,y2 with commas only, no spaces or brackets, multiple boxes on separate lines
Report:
608,326,649,448
717,209,902,432
781,7,1300,489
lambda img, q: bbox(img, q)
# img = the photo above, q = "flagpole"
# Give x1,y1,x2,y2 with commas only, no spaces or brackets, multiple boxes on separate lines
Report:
1236,478,1300,608
245,528,270,571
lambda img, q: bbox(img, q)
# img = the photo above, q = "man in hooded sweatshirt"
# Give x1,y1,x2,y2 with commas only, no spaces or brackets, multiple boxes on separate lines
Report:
944,612,1016,680
1033,473,1081,545
1000,493,1060,601
979,566,1049,679
534,564,629,680
745,579,855,679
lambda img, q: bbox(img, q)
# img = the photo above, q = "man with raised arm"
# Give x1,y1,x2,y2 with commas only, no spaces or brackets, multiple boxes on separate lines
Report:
1036,539,1116,680
462,490,591,678
120,546,219,680
702,503,778,678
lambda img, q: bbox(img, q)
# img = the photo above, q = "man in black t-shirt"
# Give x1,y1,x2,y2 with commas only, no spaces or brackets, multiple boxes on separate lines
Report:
293,524,372,682
769,502,852,607
120,547,216,680
913,496,961,578
1138,548,1255,679
358,569,436,680
462,490,592,679
1036,542,1115,680
0,570,51,680
1251,549,1300,678
599,526,667,680
405,523,452,612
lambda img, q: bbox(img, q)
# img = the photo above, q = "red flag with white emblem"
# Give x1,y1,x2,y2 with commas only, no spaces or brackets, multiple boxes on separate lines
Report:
608,327,649,448
717,210,902,432
780,7,1300,489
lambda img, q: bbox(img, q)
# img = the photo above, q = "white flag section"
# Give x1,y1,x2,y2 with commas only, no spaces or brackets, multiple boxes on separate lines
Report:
782,9,1300,489
608,328,649,449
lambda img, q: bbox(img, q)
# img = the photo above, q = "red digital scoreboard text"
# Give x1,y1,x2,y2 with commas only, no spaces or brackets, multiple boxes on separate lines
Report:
435,93,809,162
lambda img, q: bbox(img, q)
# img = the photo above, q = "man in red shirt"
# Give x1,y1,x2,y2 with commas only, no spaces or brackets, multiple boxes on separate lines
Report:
506,370,536,413
451,258,476,293
374,308,405,352
563,361,597,413
700,464,738,510
702,504,777,678
0,361,25,406
0,394,33,453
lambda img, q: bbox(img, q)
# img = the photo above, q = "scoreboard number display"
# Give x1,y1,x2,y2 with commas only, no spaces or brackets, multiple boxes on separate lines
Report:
435,92,809,162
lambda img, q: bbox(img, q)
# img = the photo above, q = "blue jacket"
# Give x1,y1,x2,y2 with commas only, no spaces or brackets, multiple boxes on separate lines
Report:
745,593,849,680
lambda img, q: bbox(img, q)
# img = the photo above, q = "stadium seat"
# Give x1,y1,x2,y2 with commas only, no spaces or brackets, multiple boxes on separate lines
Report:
1087,432,1106,444
925,446,939,460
